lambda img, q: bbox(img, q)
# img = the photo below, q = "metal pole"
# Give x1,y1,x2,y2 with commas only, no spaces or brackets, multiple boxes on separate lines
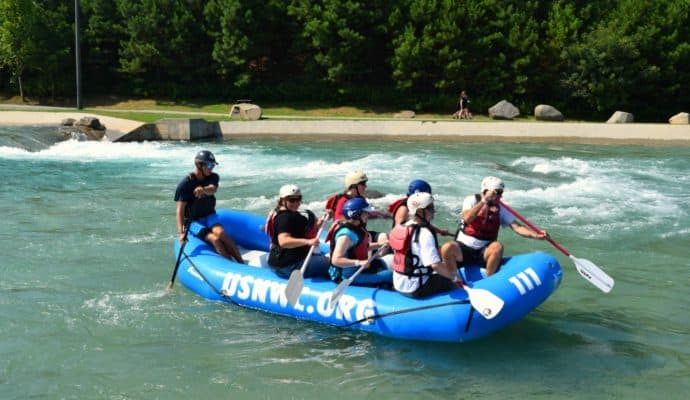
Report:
74,0,82,109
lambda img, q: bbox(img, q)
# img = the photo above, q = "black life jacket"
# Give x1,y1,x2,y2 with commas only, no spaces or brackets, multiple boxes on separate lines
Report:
264,209,317,248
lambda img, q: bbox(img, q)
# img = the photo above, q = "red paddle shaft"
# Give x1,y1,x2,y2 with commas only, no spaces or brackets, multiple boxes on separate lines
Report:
497,199,571,257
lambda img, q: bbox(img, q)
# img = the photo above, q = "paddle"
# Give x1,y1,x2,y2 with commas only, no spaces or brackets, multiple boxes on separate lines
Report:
497,199,614,293
456,280,505,319
285,213,329,306
167,221,191,290
330,245,389,305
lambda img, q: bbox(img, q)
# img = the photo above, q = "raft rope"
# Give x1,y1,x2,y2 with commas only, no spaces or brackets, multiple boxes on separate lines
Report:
341,299,471,328
182,252,239,305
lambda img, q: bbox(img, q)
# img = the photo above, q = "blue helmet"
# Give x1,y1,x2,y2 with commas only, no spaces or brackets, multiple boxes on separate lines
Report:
342,197,373,220
407,179,432,196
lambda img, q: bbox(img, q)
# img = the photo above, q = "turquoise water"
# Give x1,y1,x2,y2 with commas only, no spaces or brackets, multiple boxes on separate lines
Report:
1,125,688,399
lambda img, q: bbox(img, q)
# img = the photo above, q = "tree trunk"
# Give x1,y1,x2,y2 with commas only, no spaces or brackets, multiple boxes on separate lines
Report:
18,74,24,102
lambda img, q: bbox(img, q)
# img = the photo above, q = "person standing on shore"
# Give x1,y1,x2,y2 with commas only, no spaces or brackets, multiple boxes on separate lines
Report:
453,90,472,119
174,150,244,263
440,176,547,276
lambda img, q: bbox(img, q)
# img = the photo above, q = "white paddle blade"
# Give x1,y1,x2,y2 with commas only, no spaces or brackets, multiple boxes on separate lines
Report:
570,255,614,293
330,278,352,304
465,286,505,319
285,270,304,306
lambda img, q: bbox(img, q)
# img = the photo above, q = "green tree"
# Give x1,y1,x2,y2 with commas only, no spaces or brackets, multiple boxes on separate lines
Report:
81,0,127,94
116,0,214,97
0,0,41,100
287,0,392,88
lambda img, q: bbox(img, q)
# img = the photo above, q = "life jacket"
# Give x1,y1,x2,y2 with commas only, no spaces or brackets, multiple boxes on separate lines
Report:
326,221,369,260
326,221,369,282
388,197,407,227
389,223,437,277
185,173,216,220
264,209,317,246
325,193,350,220
462,194,501,241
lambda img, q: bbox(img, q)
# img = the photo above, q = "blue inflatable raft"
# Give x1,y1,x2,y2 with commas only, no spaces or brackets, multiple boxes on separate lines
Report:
173,209,563,342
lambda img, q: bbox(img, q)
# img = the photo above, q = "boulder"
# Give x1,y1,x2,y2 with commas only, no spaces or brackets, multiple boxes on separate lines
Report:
59,116,106,140
669,112,689,124
534,104,564,121
394,110,416,119
488,100,520,120
606,111,634,123
230,103,262,121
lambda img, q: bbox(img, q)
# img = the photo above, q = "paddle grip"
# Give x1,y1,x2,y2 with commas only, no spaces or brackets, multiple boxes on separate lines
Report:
497,199,572,257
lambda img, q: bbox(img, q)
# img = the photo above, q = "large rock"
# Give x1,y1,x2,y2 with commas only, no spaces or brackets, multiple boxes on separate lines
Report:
59,116,106,140
534,104,564,121
488,100,520,120
606,111,634,123
669,112,689,124
230,103,262,121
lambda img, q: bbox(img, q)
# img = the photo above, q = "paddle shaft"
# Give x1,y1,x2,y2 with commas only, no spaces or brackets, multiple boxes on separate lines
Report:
300,213,330,272
331,245,388,303
497,199,571,256
168,221,191,289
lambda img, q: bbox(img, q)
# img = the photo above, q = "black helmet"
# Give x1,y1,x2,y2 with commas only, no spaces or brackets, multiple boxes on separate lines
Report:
194,150,217,165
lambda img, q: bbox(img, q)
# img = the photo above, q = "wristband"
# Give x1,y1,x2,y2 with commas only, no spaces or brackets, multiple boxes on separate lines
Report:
354,260,361,268
481,199,489,205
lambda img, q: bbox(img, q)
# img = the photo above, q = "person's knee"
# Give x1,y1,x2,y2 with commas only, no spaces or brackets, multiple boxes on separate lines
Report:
486,241,503,256
441,241,460,259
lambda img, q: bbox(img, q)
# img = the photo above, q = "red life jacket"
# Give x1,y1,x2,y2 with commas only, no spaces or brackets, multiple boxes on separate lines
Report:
325,193,350,220
388,197,407,227
389,223,435,277
463,194,501,241
325,221,369,260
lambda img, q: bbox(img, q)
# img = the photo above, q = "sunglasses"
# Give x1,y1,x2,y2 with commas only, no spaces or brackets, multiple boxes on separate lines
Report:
358,181,368,186
495,190,503,195
286,197,302,203
426,205,436,212
205,162,216,170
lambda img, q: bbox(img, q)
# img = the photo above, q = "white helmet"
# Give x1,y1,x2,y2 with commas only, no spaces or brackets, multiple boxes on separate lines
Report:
407,192,434,216
279,184,301,198
344,171,368,189
481,176,505,192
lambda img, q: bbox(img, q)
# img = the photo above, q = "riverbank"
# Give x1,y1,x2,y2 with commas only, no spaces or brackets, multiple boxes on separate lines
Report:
2,110,689,144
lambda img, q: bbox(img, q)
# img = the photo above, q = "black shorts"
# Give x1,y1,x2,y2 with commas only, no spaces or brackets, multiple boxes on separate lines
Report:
458,241,488,266
407,274,456,298
194,223,222,241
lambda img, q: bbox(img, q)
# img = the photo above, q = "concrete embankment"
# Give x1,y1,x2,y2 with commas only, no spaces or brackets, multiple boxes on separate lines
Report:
2,110,689,144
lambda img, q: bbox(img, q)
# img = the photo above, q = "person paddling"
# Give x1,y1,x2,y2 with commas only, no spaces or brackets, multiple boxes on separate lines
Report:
325,170,389,247
265,184,329,279
390,192,457,298
440,176,548,276
174,150,243,263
